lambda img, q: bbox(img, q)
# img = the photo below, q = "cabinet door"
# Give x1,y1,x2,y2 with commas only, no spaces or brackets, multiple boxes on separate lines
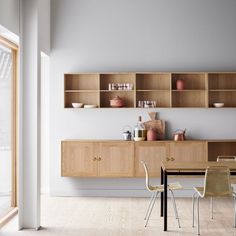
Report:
135,142,170,177
61,141,97,177
169,141,207,162
98,142,134,177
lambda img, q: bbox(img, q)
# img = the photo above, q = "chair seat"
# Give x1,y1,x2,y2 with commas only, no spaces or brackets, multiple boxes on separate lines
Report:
150,182,182,192
194,186,234,198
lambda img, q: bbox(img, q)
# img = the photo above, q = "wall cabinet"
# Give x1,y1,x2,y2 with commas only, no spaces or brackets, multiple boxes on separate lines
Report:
135,142,169,177
61,141,97,177
62,140,236,178
64,72,236,108
61,141,134,177
169,141,207,163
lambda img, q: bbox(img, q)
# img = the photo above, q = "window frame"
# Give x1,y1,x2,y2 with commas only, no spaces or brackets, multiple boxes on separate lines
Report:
0,35,18,227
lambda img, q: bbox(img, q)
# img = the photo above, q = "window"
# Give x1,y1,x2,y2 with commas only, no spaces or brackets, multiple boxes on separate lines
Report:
0,36,18,226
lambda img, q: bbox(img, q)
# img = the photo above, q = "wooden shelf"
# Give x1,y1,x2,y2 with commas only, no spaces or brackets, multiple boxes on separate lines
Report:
172,73,207,90
64,72,236,108
208,142,236,161
172,90,207,108
136,73,171,90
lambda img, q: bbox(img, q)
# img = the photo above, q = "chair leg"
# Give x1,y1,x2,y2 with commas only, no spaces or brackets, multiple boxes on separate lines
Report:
210,197,213,219
192,192,196,228
169,189,181,228
197,196,200,235
144,192,155,220
145,191,159,227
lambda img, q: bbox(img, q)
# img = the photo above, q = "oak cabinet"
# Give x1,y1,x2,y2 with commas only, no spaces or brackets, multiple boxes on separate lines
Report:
62,140,235,178
169,141,207,162
61,141,134,177
98,142,134,177
61,141,97,177
134,142,170,177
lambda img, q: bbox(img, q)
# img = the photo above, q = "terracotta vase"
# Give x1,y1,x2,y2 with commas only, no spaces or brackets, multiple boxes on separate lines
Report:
147,129,157,141
176,79,185,90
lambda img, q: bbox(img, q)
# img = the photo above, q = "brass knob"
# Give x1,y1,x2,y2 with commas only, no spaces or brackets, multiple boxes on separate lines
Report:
170,157,175,161
166,157,170,162
93,157,97,161
98,157,102,161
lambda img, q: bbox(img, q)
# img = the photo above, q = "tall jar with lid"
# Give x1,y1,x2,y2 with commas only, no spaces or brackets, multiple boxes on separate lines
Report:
134,116,147,141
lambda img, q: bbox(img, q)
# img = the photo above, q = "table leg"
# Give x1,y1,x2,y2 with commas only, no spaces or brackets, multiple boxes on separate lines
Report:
164,170,168,231
161,167,163,217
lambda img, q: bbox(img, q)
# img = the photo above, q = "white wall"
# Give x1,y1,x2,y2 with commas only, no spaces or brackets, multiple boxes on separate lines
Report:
0,0,19,36
50,0,236,197
39,0,50,55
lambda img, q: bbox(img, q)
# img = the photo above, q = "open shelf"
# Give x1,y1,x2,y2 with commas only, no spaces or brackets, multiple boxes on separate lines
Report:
64,72,236,108
64,74,99,90
209,91,236,107
100,91,134,108
172,90,207,108
136,73,171,90
208,142,236,161
208,73,236,90
136,91,171,108
171,73,207,90
64,92,99,108
100,73,135,90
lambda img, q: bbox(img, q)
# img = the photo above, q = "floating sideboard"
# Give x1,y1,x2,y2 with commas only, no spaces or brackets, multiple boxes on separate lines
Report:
61,140,236,177
64,72,236,108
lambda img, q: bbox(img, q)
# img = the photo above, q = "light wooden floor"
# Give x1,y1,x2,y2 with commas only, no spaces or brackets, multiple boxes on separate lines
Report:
1,195,236,236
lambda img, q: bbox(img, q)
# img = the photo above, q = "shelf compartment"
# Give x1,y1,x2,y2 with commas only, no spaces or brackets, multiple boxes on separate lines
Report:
100,73,135,90
208,73,236,90
209,91,236,107
100,91,134,108
208,142,236,161
64,74,99,90
172,90,207,107
136,73,171,90
171,73,206,90
136,91,171,108
65,92,99,108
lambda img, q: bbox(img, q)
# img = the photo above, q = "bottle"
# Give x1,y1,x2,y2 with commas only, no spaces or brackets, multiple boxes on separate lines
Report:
134,116,147,141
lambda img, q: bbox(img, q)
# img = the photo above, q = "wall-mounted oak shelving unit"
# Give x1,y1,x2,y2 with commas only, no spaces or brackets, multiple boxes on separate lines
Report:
64,72,236,108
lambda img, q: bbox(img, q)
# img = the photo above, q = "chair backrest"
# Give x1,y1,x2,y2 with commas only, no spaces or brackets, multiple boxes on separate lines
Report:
140,160,152,192
217,155,236,162
203,166,232,197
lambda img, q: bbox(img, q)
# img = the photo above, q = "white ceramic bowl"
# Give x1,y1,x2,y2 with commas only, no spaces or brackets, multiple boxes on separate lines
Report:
213,103,224,108
72,103,83,108
84,104,97,108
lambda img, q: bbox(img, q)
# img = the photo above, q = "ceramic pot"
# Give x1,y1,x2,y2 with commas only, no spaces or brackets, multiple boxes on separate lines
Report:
147,129,157,141
110,96,124,107
176,79,185,90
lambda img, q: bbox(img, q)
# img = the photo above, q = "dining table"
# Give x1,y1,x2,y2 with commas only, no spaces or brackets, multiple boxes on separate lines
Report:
160,161,236,231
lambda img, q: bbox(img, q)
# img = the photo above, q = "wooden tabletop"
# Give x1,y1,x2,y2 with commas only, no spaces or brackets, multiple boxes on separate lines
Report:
161,161,236,171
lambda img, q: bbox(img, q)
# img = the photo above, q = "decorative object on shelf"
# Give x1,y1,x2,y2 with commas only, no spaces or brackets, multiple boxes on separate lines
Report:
143,112,165,140
147,128,157,141
213,102,224,108
138,100,156,108
110,95,124,107
173,129,186,141
108,83,133,91
176,79,185,90
84,104,97,108
72,103,83,108
134,116,147,141
122,126,132,141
